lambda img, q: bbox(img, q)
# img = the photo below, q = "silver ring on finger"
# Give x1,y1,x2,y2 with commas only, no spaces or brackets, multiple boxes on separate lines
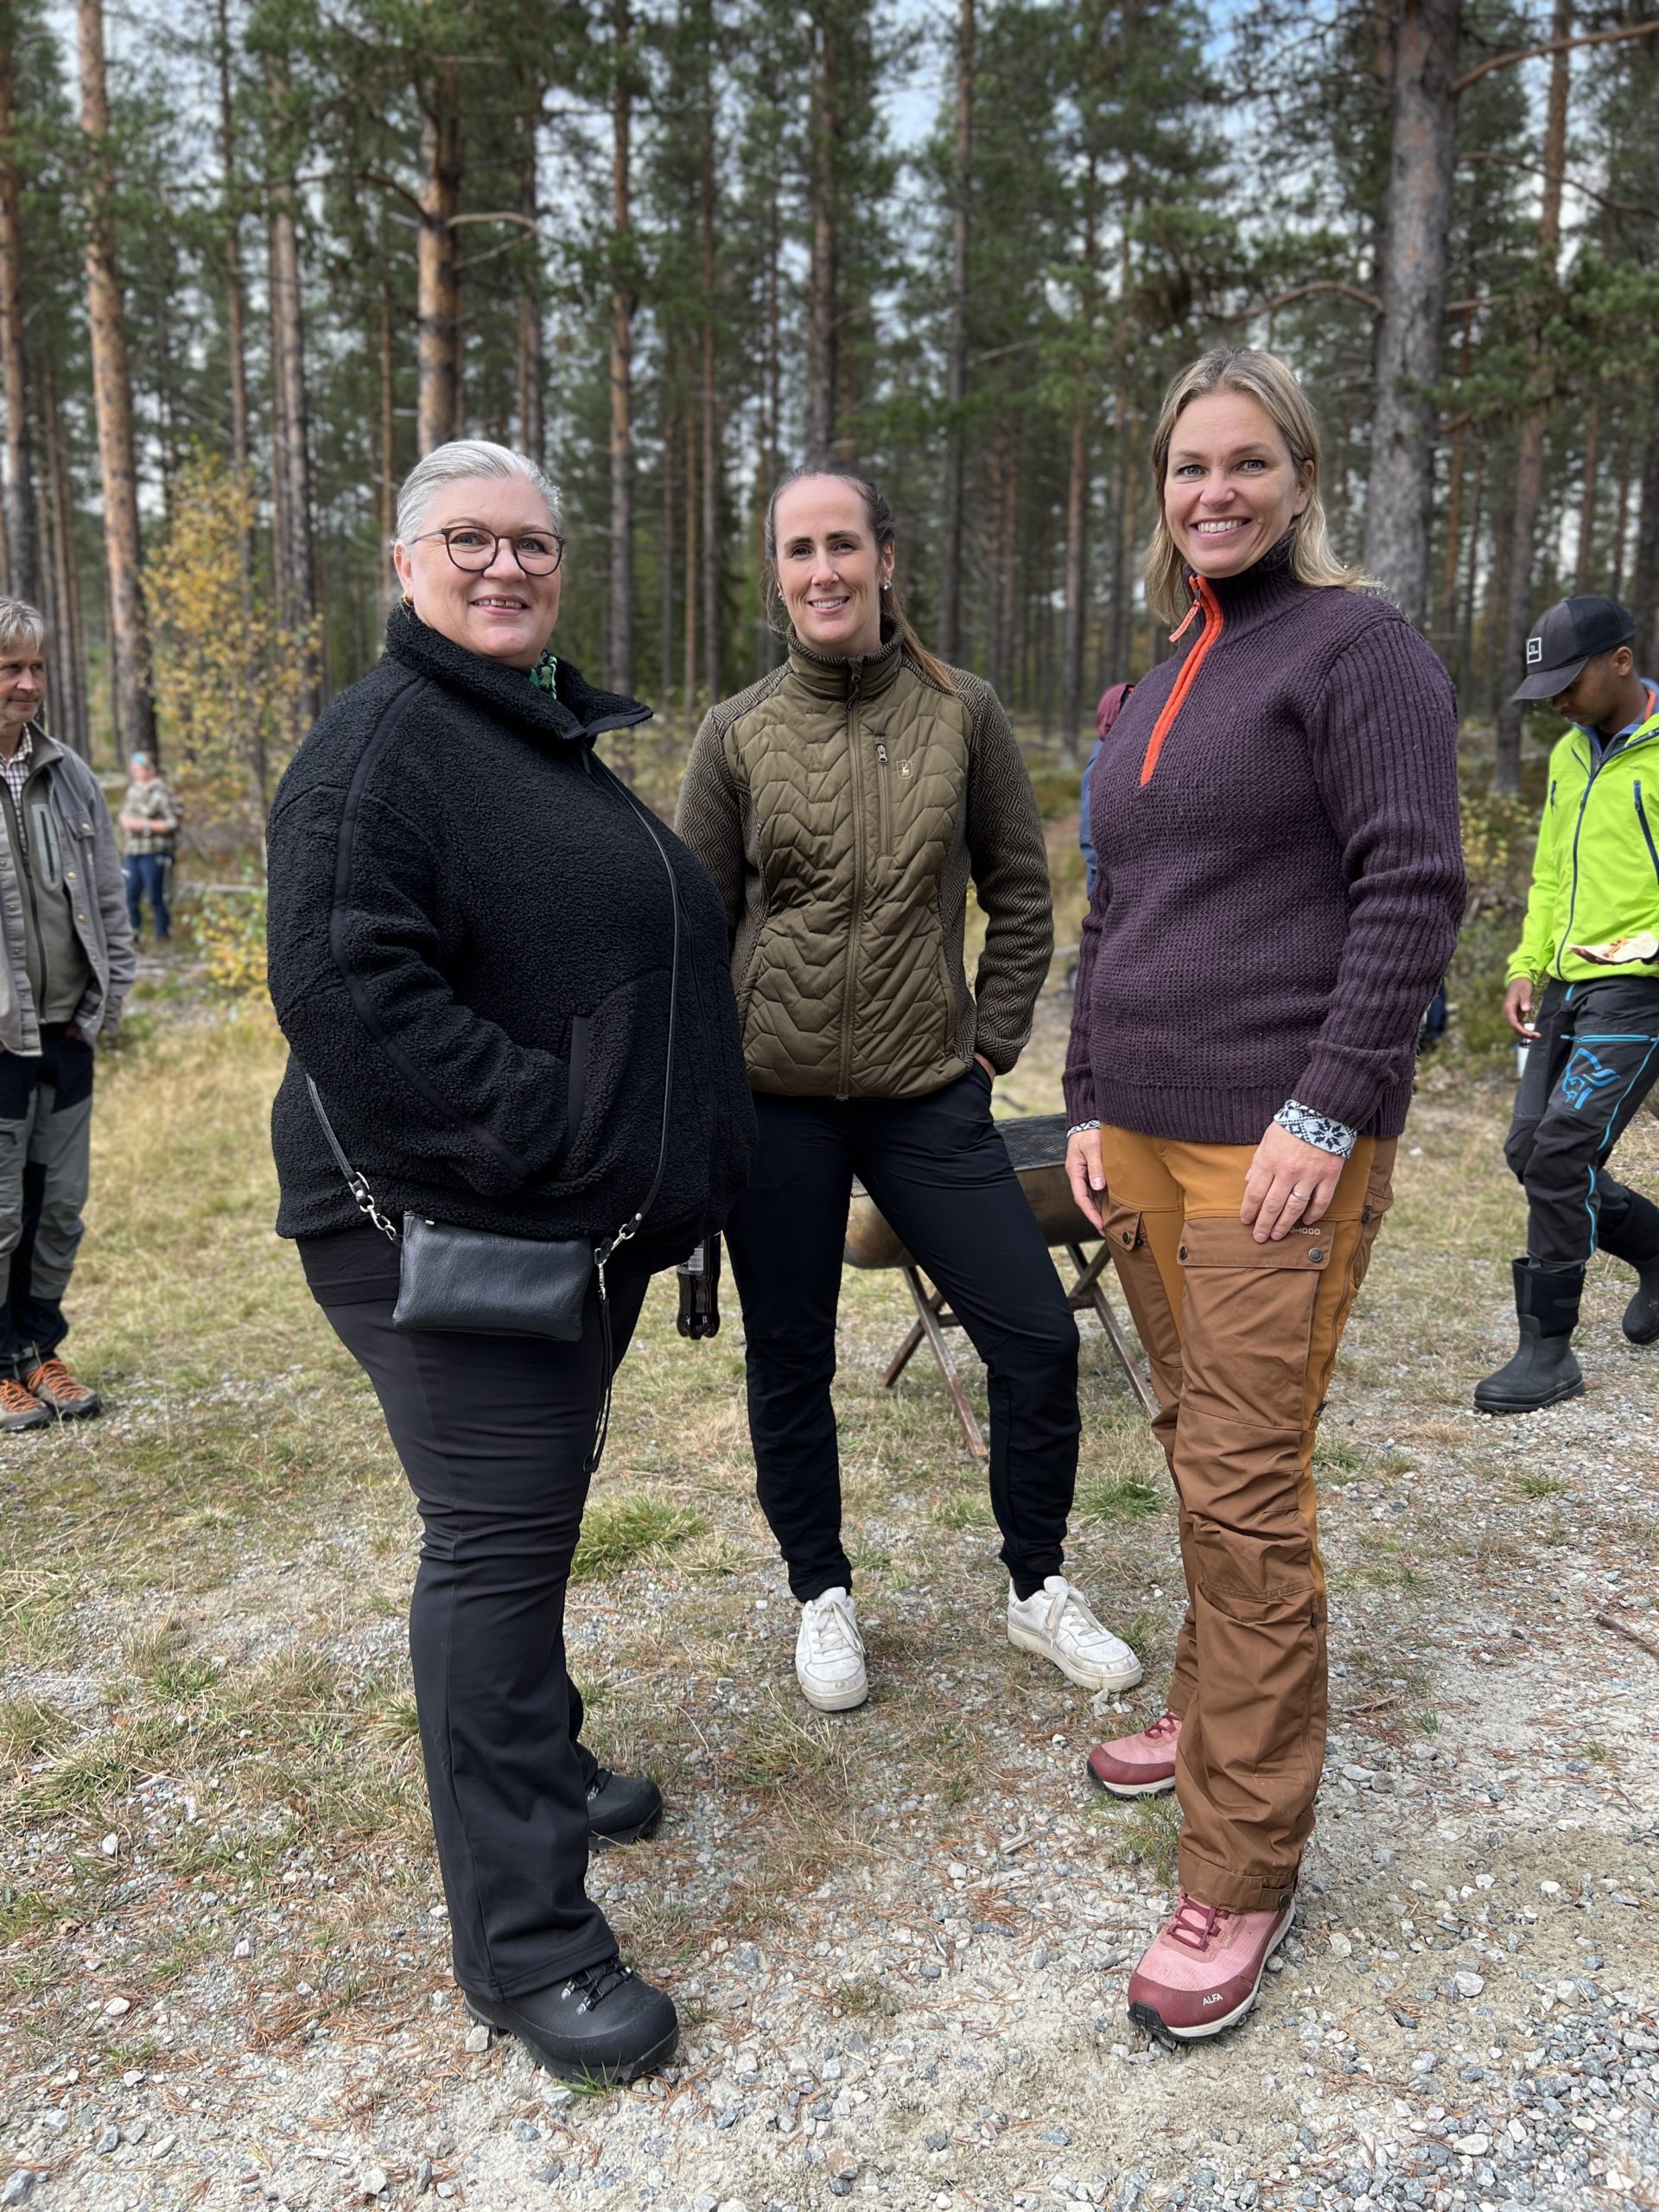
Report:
1289,1188,1308,1201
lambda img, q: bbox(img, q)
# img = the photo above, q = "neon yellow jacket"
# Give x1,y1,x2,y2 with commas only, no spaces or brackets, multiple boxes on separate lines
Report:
1509,683,1659,982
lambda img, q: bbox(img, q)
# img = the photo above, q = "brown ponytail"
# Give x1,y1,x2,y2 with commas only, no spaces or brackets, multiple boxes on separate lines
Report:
764,457,957,696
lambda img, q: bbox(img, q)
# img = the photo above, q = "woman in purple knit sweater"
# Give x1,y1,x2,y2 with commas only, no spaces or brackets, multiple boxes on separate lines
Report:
1064,348,1465,2041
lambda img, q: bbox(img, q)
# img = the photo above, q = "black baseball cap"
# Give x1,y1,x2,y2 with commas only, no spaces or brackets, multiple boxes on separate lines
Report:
1511,594,1636,702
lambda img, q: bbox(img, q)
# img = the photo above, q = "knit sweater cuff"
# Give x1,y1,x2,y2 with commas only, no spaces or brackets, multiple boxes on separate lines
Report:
1287,1047,1394,1139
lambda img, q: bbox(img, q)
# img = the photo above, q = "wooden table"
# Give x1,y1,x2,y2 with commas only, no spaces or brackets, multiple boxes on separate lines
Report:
842,1111,1158,1458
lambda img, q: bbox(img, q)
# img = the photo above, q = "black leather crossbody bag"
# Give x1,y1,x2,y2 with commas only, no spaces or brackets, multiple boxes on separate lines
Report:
304,778,681,1357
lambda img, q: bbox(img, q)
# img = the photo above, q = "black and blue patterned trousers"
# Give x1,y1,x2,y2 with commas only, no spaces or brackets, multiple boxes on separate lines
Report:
1504,976,1659,1270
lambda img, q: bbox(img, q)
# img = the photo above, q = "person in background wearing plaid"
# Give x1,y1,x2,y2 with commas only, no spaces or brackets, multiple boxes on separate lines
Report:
0,597,134,1431
118,752,179,943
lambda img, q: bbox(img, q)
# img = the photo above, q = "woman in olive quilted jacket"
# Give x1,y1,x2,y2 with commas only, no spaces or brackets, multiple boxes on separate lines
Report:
676,459,1142,1718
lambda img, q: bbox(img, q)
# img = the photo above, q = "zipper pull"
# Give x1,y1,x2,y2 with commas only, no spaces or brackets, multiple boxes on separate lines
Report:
1169,599,1201,645
875,741,887,767
847,671,861,708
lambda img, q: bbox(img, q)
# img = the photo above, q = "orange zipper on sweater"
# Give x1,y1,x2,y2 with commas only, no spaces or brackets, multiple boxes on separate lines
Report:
1138,576,1223,787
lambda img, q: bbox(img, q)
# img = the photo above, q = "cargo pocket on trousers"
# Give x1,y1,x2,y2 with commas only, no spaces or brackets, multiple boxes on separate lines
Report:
1177,1216,1332,1429
1193,1579,1323,1785
1100,1198,1182,1411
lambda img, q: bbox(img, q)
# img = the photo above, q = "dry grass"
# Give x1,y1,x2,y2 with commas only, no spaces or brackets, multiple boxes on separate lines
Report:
3,961,1656,2123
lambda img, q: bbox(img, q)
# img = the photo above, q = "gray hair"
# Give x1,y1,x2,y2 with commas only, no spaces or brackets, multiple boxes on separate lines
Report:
0,597,45,655
394,440,563,549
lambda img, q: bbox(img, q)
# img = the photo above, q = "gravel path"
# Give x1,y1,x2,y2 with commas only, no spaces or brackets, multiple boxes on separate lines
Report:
2,1009,1656,2212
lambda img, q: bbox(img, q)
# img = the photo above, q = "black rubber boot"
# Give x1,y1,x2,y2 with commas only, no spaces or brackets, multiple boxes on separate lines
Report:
1597,1192,1659,1346
586,1767,664,1846
465,1957,678,2082
1473,1259,1586,1414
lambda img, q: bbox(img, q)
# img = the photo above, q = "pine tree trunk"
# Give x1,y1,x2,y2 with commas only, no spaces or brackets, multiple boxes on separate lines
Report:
1363,0,1459,625
699,60,719,702
1574,395,1599,593
660,391,676,702
938,0,973,664
1633,422,1659,674
518,107,543,466
1610,426,1631,601
607,0,632,693
266,52,318,725
984,423,1005,693
416,60,461,455
1457,453,1483,699
35,359,86,757
682,402,697,714
75,0,156,764
755,202,782,680
1493,0,1571,797
807,16,838,455
377,265,397,626
0,20,36,607
1059,400,1088,766
216,0,249,489
1436,311,1472,655
1001,413,1020,697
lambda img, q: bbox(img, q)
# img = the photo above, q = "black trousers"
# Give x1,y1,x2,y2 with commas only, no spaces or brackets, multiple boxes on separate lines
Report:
725,1067,1081,1605
1505,976,1659,1269
301,1229,652,2000
0,1026,96,1376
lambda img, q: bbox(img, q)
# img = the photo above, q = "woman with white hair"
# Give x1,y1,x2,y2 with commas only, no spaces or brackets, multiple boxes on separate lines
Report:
265,441,754,2083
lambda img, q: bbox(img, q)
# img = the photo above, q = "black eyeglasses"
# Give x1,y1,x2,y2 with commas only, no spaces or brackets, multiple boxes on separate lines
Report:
410,525,566,576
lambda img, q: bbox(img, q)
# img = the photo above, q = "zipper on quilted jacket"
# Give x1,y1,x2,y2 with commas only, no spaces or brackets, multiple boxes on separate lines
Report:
874,741,892,855
838,671,866,1098
1138,576,1223,786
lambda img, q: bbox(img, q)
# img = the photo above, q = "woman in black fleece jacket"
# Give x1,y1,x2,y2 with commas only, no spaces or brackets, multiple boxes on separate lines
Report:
267,440,753,2084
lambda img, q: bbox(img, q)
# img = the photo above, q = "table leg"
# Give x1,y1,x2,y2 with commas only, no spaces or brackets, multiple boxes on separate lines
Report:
1066,1243,1160,1422
899,1263,986,1458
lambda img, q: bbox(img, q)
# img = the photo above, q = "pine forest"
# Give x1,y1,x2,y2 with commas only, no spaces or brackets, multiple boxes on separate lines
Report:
4,0,1659,830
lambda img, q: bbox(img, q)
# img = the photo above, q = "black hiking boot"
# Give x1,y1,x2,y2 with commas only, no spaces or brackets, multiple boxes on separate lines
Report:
586,1767,664,1846
1598,1192,1659,1346
464,1957,678,2083
1474,1259,1586,1414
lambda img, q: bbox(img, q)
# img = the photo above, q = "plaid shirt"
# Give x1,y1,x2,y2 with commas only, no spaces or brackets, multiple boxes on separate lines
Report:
0,725,32,816
119,776,180,856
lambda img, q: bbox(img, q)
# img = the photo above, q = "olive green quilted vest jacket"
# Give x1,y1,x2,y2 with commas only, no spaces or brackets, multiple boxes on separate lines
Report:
675,629,1053,1099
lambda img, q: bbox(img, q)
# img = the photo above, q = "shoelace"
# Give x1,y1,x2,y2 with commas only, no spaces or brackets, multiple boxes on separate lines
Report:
562,1957,634,2013
806,1598,858,1656
29,1359,85,1396
1046,1580,1109,1643
1144,1711,1183,1742
0,1378,38,1410
586,1767,615,1801
1166,1893,1227,1954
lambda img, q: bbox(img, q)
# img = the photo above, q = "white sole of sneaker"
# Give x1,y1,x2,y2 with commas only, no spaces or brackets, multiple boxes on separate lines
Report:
1086,1766,1176,1801
1128,1903,1295,2042
797,1673,868,1713
1006,1621,1144,1694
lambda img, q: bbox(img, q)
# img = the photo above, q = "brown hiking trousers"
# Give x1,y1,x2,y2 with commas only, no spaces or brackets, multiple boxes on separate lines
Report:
1096,1127,1395,1913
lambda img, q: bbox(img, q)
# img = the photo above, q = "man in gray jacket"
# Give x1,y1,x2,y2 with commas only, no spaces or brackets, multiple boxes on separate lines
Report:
0,598,134,1430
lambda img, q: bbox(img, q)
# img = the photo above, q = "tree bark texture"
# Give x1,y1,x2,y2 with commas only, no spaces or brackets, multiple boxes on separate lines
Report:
1060,400,1088,766
216,0,249,483
937,0,973,664
75,0,156,763
416,61,461,454
682,401,697,712
0,17,36,607
1573,396,1599,593
806,16,838,456
1493,0,1571,797
1363,0,1459,626
377,266,398,626
608,0,632,692
518,107,543,467
266,54,317,722
699,48,719,703
1633,423,1659,675
35,359,86,756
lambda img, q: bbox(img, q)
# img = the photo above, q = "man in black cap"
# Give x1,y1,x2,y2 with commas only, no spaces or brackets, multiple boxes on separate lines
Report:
1476,595,1659,1414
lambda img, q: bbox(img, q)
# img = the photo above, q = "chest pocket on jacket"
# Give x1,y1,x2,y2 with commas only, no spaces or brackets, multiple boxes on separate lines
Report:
27,803,64,893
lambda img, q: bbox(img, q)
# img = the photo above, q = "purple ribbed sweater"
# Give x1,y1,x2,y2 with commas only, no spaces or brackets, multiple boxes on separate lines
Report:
1064,544,1465,1145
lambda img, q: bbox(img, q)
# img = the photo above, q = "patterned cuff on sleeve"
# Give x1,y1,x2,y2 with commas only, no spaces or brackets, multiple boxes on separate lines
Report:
1274,1099,1357,1159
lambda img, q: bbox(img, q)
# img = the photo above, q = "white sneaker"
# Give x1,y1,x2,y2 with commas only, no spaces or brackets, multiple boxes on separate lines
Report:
795,1587,868,1713
1006,1575,1144,1693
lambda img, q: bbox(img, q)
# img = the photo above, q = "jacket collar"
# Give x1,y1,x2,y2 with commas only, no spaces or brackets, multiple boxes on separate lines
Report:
786,613,906,703
1183,530,1306,624
384,603,651,746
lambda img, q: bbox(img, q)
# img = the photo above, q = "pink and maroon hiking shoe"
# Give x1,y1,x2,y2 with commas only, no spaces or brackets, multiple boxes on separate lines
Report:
1126,1893,1294,2040
1086,1708,1183,1799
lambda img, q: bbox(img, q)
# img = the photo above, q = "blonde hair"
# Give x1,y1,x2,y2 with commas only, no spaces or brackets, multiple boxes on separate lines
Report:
766,459,957,695
1143,347,1366,627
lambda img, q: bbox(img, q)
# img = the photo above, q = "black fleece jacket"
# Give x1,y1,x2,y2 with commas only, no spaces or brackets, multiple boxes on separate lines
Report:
267,607,755,1251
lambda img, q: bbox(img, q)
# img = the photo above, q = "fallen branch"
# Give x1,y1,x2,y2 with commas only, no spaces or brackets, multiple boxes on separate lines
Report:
1593,1611,1659,1663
